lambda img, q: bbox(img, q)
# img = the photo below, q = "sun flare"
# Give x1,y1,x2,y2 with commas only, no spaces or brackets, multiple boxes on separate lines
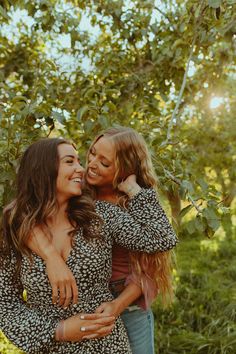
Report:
209,97,224,109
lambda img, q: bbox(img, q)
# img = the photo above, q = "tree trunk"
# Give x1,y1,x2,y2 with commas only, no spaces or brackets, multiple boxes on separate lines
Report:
166,187,182,229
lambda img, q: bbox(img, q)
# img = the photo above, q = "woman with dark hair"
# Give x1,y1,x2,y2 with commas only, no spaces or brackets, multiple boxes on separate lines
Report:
0,137,177,354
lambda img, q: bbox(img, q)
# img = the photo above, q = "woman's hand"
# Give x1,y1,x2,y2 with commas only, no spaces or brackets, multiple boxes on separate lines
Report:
95,282,143,318
95,300,122,318
45,251,78,308
56,313,116,341
27,230,78,307
118,174,141,197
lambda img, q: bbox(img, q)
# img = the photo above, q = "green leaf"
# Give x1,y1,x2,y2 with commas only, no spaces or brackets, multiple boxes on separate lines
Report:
77,106,89,121
202,207,218,220
179,204,193,218
52,111,64,123
194,216,205,232
98,115,109,128
185,220,196,235
0,5,10,21
11,96,28,103
182,180,195,194
207,217,220,231
205,225,215,238
197,178,208,191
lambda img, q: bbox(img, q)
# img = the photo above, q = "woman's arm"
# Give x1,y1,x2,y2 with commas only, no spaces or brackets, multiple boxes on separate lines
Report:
0,251,116,352
96,187,178,253
27,232,78,307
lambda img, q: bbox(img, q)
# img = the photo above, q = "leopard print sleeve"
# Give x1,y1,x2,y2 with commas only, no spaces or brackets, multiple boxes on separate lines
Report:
0,252,59,354
96,188,178,253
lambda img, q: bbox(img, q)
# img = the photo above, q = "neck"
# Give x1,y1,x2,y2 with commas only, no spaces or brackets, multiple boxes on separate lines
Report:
48,198,68,225
96,185,118,203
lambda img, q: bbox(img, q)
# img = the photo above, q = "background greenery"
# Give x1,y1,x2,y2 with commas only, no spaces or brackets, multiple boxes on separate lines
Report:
0,0,235,353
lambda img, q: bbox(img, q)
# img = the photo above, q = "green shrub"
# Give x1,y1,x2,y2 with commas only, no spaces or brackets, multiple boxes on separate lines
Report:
0,332,24,354
153,227,236,354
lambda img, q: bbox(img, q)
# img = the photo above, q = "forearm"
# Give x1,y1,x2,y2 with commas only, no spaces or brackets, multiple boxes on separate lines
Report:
27,232,58,261
112,282,142,315
27,230,78,307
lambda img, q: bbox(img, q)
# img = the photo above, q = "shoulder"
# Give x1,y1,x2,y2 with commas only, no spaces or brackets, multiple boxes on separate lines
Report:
128,187,158,205
95,200,122,218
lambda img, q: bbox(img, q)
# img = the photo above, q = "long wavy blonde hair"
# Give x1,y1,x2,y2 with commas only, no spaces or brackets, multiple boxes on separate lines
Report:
88,126,174,305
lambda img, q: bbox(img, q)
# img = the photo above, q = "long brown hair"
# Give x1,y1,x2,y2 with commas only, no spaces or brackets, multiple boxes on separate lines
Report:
0,138,101,274
88,126,174,305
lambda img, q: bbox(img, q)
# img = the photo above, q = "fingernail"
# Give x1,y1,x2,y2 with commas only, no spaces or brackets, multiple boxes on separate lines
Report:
80,315,85,319
80,327,86,332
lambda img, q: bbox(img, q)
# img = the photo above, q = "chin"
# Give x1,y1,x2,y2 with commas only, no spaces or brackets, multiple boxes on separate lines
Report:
72,189,82,196
86,177,98,185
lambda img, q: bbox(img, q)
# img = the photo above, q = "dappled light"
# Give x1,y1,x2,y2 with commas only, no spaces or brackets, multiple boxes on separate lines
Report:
209,96,224,109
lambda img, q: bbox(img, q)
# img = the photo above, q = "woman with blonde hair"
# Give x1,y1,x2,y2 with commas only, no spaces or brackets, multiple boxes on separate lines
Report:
87,126,174,354
22,127,177,353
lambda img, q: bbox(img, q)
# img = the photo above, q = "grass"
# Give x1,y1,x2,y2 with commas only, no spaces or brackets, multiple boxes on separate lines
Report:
153,225,236,354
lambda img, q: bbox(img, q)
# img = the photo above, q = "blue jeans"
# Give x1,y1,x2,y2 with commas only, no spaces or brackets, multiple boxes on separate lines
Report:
121,307,155,354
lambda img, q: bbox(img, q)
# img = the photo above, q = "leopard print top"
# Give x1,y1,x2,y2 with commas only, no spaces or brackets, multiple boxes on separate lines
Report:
0,188,177,353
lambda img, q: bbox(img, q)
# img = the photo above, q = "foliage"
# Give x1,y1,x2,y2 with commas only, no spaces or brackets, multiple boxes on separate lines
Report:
0,0,235,352
0,0,235,233
152,220,236,353
0,331,24,353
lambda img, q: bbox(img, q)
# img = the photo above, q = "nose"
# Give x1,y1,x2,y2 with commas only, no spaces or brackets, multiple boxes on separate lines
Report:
88,154,98,168
75,162,84,173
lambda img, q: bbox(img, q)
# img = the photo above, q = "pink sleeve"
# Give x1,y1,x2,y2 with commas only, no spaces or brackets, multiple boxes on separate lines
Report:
125,272,159,310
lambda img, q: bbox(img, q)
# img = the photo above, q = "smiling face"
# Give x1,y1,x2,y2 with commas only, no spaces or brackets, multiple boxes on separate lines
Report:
86,137,116,188
56,144,84,203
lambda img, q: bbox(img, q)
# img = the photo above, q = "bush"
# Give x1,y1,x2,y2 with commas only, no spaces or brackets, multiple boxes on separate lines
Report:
153,227,236,354
0,332,24,354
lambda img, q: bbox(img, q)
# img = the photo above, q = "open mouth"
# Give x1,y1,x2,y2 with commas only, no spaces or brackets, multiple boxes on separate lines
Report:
88,169,99,177
70,177,82,183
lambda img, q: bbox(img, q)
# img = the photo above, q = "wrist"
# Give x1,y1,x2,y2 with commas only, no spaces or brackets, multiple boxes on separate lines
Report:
110,298,125,316
55,320,65,341
43,245,60,261
126,185,141,198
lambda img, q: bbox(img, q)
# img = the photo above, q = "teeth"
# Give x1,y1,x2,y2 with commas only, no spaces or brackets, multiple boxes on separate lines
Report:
72,178,82,182
89,169,98,177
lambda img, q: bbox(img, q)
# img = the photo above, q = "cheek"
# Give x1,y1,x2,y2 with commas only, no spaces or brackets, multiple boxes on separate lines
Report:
106,168,116,180
87,153,94,163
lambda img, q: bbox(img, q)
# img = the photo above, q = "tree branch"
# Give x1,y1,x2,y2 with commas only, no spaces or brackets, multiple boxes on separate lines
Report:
164,169,202,213
166,34,197,141
188,195,202,214
166,0,205,142
154,6,173,25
